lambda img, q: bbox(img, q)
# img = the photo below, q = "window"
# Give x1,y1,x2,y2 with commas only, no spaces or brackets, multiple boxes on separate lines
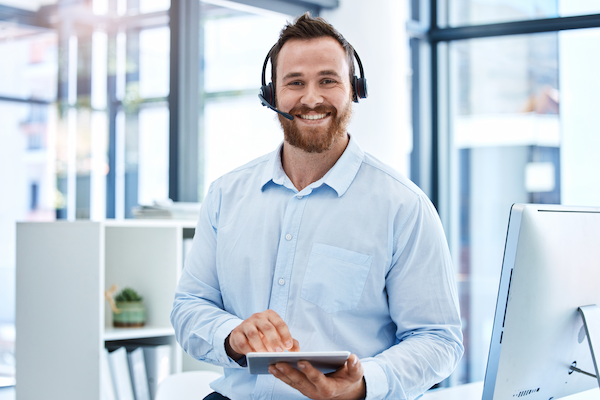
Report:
0,0,173,384
430,0,600,386
0,26,57,385
449,31,561,382
0,1,303,387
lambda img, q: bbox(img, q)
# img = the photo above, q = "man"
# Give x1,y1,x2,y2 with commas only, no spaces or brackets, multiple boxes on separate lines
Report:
171,13,463,400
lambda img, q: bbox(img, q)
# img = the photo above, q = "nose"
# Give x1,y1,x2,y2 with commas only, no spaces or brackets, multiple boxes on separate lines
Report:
300,82,323,108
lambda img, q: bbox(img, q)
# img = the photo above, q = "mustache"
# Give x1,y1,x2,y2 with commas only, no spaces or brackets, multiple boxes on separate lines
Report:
288,104,336,116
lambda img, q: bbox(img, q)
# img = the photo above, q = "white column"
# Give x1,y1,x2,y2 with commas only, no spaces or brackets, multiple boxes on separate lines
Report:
322,0,410,175
559,28,600,206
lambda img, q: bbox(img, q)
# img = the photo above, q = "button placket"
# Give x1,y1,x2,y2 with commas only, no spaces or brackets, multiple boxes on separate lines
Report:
267,194,307,320
254,193,309,398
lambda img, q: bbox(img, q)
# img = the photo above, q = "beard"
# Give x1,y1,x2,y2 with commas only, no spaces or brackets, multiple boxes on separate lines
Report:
278,100,353,153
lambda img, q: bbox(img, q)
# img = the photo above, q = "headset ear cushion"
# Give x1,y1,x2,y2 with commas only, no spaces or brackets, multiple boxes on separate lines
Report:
352,76,368,103
352,76,359,103
260,82,276,107
267,82,276,107
356,77,368,100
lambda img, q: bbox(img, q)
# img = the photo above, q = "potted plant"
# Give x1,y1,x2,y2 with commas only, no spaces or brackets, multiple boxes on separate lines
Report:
106,285,147,328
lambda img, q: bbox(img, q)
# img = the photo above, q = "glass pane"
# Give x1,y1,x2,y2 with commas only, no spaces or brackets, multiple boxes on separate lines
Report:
139,27,170,99
204,95,283,194
53,32,110,220
139,0,171,13
410,0,420,21
95,0,171,14
447,0,559,27
75,108,93,219
103,24,170,216
203,13,287,93
560,0,600,17
137,104,169,205
447,28,600,384
0,26,57,100
446,0,600,27
200,6,290,198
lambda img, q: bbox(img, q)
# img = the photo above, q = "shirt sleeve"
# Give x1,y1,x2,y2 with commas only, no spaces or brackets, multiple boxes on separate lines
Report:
362,194,464,400
170,181,246,368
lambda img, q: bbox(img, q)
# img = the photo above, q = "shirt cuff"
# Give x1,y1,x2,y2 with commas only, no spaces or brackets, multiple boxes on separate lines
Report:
362,360,389,400
213,317,244,366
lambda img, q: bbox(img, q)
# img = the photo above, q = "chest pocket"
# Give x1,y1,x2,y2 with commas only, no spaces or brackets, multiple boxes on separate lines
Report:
301,243,373,313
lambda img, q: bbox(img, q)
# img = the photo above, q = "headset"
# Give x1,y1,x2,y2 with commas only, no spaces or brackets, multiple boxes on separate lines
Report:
258,44,368,121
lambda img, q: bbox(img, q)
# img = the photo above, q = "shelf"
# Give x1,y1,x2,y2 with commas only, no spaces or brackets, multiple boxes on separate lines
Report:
16,221,195,400
104,326,175,341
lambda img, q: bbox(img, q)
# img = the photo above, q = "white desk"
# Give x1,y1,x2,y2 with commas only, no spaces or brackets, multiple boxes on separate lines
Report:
422,382,600,400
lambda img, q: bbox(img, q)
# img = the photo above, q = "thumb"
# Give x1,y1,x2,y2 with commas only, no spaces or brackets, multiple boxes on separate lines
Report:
347,354,363,378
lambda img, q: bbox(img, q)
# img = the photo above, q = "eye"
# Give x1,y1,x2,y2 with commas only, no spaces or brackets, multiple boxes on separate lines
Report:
321,78,337,85
287,81,304,87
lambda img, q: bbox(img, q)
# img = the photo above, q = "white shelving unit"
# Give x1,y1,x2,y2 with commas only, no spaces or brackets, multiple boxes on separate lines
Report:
15,219,212,400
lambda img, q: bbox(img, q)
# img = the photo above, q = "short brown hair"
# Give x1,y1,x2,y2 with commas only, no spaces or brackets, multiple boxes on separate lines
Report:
269,12,355,91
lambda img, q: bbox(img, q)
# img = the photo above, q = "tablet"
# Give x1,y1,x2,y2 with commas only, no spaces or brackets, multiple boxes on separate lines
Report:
247,351,351,375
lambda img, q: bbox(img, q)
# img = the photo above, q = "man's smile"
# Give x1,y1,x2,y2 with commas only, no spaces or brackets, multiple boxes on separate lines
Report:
299,113,328,120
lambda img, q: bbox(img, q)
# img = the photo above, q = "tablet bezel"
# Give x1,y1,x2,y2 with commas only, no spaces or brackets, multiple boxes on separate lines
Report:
246,351,351,375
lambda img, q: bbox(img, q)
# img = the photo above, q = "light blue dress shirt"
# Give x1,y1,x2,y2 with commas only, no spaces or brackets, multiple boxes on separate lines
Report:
171,136,464,400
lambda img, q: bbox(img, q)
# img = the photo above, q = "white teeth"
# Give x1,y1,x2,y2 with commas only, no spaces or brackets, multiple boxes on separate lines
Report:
301,113,327,120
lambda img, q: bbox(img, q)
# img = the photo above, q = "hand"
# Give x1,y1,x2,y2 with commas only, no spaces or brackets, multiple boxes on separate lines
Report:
225,309,300,360
269,354,366,400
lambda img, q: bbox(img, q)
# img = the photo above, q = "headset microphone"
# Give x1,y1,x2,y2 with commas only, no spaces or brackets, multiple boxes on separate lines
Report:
258,92,294,120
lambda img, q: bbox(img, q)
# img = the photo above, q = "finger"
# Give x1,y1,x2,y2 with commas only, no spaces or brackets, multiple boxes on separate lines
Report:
266,311,295,350
228,330,255,355
297,360,327,387
256,317,286,352
289,339,301,352
242,325,270,353
269,364,295,387
274,362,316,391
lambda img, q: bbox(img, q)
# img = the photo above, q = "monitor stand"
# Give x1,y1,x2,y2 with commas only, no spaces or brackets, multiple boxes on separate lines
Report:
569,305,600,387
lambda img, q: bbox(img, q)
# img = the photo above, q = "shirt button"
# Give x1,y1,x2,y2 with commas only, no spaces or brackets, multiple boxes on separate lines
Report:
278,278,285,285
285,233,292,241
297,195,303,199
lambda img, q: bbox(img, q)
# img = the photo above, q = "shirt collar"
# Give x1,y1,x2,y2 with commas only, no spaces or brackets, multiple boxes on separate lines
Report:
261,135,365,197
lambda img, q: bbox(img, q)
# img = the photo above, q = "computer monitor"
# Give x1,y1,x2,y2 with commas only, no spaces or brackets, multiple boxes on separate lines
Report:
482,204,600,400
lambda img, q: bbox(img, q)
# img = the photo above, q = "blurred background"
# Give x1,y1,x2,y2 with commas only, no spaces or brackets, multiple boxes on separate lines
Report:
1,0,600,390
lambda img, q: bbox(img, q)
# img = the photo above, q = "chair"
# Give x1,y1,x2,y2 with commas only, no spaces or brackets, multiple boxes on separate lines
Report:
154,370,223,400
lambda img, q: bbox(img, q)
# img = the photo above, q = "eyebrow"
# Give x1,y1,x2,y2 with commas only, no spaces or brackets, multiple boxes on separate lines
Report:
282,70,343,81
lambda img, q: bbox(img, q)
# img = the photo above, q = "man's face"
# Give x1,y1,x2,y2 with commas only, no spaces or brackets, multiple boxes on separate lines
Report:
275,37,353,153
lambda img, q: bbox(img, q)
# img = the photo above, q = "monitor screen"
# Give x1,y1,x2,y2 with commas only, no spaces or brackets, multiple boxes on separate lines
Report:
482,204,600,399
